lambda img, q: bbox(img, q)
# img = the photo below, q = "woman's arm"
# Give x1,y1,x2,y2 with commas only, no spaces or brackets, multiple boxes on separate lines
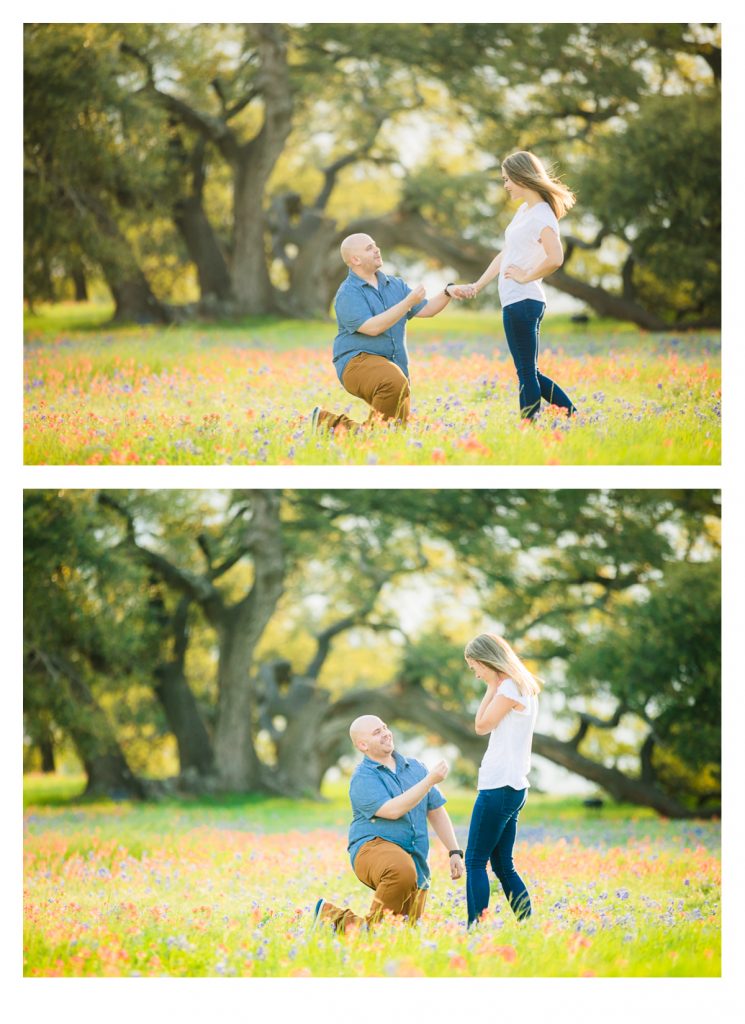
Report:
475,688,523,736
469,252,503,295
503,227,564,284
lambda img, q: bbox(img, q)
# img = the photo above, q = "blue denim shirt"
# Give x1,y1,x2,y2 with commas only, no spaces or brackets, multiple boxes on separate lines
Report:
332,270,428,383
347,751,446,889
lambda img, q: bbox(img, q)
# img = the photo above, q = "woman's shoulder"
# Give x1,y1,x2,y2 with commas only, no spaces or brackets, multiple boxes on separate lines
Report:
532,201,559,224
498,676,521,695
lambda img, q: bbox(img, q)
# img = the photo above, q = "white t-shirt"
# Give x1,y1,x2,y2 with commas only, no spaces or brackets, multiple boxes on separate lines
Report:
477,677,538,791
498,201,561,308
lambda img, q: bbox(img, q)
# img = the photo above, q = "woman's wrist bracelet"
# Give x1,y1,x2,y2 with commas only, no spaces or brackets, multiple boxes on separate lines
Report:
449,848,464,858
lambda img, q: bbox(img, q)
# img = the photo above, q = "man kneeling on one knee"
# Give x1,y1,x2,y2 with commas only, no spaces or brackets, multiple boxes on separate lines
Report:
311,234,472,432
313,715,464,932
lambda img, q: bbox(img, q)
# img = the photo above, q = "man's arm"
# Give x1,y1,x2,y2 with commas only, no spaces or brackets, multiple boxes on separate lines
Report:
415,288,451,319
427,806,465,879
373,759,449,820
357,284,426,336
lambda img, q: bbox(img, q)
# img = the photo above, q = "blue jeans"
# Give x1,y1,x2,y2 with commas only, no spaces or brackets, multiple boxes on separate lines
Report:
465,786,531,926
502,299,576,419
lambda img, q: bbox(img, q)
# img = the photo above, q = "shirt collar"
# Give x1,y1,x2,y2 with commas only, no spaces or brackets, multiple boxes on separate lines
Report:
362,750,410,770
347,268,390,289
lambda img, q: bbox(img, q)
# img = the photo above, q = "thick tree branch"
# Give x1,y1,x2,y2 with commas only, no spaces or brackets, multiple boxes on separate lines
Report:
569,704,629,748
98,493,226,624
120,42,241,162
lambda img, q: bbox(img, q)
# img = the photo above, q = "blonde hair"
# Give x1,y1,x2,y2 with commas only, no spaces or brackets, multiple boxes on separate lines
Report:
464,633,542,697
502,151,576,219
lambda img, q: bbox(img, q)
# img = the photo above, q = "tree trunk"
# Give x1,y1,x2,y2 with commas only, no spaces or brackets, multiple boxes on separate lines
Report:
268,681,333,796
79,192,171,324
230,26,294,314
280,217,342,319
154,663,215,777
171,137,233,306
108,278,171,325
28,649,145,799
212,491,286,790
71,260,88,302
174,194,233,306
40,733,56,773
231,161,277,314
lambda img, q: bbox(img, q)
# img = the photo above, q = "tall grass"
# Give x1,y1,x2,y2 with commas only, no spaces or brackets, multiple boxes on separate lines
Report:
23,773,720,978
23,305,720,465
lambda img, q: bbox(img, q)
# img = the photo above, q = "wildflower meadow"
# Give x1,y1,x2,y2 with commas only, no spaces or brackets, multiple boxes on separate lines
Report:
23,775,720,979
23,305,721,466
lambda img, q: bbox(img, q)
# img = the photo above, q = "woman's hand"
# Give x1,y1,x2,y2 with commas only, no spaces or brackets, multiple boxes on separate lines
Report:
503,264,529,283
448,284,477,300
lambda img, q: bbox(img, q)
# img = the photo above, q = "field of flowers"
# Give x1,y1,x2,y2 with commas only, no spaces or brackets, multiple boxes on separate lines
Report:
23,305,721,465
23,776,720,978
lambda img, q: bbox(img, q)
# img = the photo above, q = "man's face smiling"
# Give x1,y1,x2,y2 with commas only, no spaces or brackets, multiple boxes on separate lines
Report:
362,718,395,760
355,236,383,275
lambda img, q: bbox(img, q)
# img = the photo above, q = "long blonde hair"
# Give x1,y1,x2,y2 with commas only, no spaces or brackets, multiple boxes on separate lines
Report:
502,151,576,219
464,633,542,697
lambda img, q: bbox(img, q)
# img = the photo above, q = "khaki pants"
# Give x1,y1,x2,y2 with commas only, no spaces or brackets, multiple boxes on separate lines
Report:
318,838,428,933
318,353,411,430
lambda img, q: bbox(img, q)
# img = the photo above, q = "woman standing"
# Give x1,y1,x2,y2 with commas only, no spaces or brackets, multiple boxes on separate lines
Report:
463,633,540,926
469,151,577,419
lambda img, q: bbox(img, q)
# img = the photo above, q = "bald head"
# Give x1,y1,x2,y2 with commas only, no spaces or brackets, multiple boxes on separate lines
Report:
340,233,380,268
349,715,394,760
349,714,381,748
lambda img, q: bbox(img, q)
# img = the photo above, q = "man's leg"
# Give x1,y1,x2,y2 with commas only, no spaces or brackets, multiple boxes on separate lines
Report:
401,885,428,924
316,838,423,933
353,838,422,925
316,354,411,431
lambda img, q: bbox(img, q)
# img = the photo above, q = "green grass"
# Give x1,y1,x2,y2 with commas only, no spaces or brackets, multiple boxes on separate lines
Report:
24,302,721,466
23,773,719,977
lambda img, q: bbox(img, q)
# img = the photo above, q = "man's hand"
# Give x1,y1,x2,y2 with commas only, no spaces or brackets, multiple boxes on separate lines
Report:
407,284,426,308
449,853,465,880
427,759,449,785
448,284,476,300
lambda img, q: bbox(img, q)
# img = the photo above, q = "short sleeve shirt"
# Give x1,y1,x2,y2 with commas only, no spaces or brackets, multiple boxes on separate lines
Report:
498,201,561,308
332,270,427,383
477,677,538,791
347,750,446,889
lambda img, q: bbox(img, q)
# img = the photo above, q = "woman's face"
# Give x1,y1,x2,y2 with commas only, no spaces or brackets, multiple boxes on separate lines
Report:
502,169,525,201
466,656,500,684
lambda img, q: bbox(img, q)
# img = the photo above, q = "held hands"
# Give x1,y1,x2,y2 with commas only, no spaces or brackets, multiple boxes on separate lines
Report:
428,759,449,785
448,283,478,300
449,853,465,880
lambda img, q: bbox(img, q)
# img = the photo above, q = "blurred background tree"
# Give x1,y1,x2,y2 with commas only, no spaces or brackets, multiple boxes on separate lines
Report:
24,22,720,327
23,489,721,817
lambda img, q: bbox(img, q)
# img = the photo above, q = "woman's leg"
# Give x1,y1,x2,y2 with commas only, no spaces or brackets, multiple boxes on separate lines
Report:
489,791,531,920
502,301,543,419
534,309,577,415
465,789,512,926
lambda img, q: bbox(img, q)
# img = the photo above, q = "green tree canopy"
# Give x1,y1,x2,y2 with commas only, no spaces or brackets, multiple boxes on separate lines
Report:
24,23,720,327
24,489,721,816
